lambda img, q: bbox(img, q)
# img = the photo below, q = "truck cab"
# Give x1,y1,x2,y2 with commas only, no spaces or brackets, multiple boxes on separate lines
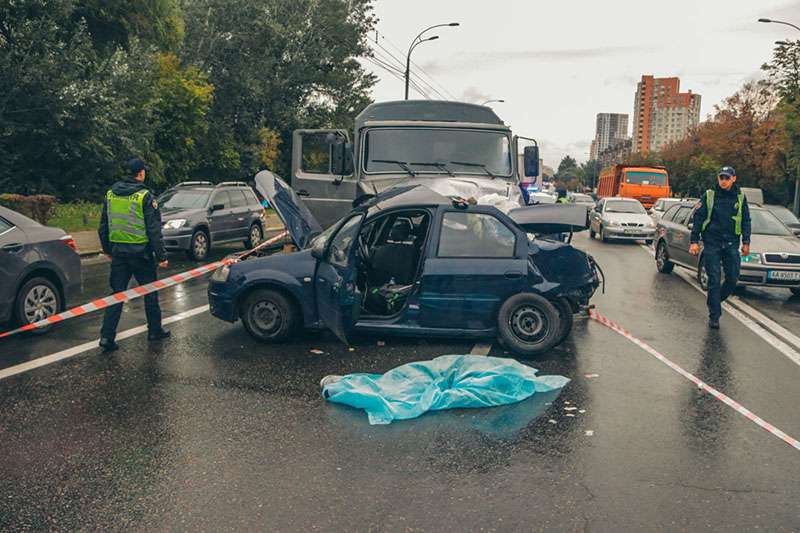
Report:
290,100,540,227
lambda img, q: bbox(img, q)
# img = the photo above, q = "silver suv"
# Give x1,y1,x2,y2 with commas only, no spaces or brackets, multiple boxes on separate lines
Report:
159,182,265,261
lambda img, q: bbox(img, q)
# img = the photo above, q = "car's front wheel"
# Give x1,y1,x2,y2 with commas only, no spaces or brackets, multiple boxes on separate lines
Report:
655,241,674,273
497,293,560,357
187,229,209,261
240,288,297,342
245,222,262,249
14,277,62,334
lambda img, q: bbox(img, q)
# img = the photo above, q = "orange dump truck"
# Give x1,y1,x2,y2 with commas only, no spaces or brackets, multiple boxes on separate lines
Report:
597,164,671,208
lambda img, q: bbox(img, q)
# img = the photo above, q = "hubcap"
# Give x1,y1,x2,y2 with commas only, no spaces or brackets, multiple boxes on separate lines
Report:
251,226,261,245
24,285,57,323
510,305,549,343
194,233,208,257
252,300,282,335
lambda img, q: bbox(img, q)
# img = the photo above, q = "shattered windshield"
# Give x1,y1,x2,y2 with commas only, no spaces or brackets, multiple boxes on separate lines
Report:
364,128,512,177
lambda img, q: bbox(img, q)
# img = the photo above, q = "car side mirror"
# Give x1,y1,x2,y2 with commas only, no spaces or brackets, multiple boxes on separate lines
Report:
311,237,326,260
331,141,354,177
523,145,539,177
209,203,225,212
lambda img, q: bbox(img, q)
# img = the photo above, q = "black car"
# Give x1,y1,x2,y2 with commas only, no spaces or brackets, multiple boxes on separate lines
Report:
0,205,82,331
159,182,266,260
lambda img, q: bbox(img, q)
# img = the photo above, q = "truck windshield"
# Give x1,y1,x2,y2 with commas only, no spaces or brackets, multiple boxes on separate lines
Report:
364,128,512,177
624,171,668,186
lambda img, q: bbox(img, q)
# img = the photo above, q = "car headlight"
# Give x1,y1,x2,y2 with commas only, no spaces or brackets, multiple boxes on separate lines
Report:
741,252,761,264
163,219,187,230
211,264,230,282
606,220,621,228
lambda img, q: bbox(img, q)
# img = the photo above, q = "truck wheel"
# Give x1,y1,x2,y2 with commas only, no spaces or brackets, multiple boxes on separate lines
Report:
552,297,574,347
655,241,674,273
14,277,62,334
240,289,297,342
497,293,560,357
244,222,262,249
187,229,209,261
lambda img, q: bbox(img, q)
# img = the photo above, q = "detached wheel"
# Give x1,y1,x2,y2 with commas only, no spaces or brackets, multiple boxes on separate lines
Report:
655,241,674,273
245,222,262,249
497,293,560,357
240,289,297,342
187,229,209,261
552,297,574,347
14,277,62,334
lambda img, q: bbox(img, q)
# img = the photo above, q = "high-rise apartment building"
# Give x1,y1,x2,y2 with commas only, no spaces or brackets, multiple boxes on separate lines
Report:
592,113,628,160
633,75,701,154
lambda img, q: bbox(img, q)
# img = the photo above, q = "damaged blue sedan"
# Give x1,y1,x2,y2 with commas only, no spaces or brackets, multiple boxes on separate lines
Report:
208,172,600,356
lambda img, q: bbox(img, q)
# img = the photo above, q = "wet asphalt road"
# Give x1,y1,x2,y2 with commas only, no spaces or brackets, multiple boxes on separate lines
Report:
1,235,799,531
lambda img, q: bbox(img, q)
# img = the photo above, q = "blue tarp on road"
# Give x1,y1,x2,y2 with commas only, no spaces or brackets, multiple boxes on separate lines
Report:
322,354,570,425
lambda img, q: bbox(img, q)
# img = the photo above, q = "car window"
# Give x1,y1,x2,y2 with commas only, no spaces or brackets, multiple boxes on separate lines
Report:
661,204,681,222
228,189,248,208
211,190,232,209
672,206,692,226
0,217,13,235
328,214,362,267
438,212,516,258
243,189,260,206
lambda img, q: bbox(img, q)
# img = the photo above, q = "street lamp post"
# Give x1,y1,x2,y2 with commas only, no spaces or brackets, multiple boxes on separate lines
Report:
759,17,800,215
481,99,505,105
405,22,459,100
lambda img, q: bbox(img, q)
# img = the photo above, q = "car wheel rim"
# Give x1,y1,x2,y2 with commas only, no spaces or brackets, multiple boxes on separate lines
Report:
510,305,549,343
251,226,261,245
656,244,666,268
194,233,208,257
24,285,57,323
252,300,282,335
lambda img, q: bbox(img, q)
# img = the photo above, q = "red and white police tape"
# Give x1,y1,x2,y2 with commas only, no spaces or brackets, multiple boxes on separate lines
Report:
589,309,800,451
0,230,290,339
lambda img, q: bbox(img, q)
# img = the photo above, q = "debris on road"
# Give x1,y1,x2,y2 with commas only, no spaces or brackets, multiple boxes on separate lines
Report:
585,430,594,436
564,406,578,411
321,354,569,425
310,349,325,355
584,373,600,378
548,419,558,424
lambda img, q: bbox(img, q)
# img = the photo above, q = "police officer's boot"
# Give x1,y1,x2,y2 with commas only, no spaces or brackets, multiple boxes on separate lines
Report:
147,329,171,341
99,338,119,352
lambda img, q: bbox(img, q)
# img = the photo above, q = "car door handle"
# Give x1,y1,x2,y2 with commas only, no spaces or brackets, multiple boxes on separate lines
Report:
297,190,310,197
1,243,23,253
504,271,524,279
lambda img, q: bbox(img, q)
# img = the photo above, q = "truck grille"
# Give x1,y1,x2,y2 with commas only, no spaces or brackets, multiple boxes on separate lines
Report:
764,253,800,265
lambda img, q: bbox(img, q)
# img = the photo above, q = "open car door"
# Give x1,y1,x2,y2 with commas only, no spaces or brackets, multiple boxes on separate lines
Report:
313,213,365,344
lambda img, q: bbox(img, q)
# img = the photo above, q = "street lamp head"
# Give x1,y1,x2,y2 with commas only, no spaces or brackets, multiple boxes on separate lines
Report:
448,22,460,26
759,18,772,23
427,35,440,41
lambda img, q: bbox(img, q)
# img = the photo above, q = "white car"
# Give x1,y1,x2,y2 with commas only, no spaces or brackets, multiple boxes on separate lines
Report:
650,197,690,223
589,197,656,243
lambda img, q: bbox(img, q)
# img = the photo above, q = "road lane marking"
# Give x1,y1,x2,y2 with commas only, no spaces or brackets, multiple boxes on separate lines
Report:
469,342,492,356
0,305,209,381
639,244,800,367
589,309,800,451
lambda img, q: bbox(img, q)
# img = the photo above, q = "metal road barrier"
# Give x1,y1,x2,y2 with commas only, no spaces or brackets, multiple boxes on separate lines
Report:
0,230,289,339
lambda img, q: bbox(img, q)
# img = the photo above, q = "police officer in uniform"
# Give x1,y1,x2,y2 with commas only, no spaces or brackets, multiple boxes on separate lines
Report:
98,158,170,351
689,166,752,329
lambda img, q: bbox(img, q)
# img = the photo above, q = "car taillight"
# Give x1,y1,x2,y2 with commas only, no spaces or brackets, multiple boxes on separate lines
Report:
60,235,78,252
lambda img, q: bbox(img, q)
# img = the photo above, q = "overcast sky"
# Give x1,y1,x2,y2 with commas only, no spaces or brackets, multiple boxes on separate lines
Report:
362,0,800,168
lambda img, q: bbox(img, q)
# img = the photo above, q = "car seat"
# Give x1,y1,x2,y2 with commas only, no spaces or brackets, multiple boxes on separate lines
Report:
369,219,417,285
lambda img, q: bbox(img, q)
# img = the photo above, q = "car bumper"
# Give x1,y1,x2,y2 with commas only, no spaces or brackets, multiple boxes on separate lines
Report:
737,265,800,288
605,228,656,240
162,229,194,251
208,283,238,322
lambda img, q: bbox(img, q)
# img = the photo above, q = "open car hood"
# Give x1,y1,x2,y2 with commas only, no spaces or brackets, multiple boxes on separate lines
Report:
254,170,322,249
507,204,590,234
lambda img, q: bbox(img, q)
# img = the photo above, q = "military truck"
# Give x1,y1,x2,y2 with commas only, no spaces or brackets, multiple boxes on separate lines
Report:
289,100,540,227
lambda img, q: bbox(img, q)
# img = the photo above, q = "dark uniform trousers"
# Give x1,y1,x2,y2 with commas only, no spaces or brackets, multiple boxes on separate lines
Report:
100,255,162,340
704,241,740,321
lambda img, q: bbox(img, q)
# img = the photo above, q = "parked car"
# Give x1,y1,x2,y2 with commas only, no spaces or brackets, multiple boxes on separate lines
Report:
158,181,266,261
654,202,800,296
0,205,81,331
208,172,601,356
528,192,556,205
763,204,800,237
650,197,695,223
568,193,596,208
588,197,656,244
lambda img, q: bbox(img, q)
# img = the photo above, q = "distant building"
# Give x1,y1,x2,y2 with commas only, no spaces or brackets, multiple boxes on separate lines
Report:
598,138,632,169
592,113,628,161
590,139,598,161
633,75,701,154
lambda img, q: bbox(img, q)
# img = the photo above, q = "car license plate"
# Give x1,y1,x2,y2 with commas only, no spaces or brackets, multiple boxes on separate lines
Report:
625,228,639,234
768,270,800,281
